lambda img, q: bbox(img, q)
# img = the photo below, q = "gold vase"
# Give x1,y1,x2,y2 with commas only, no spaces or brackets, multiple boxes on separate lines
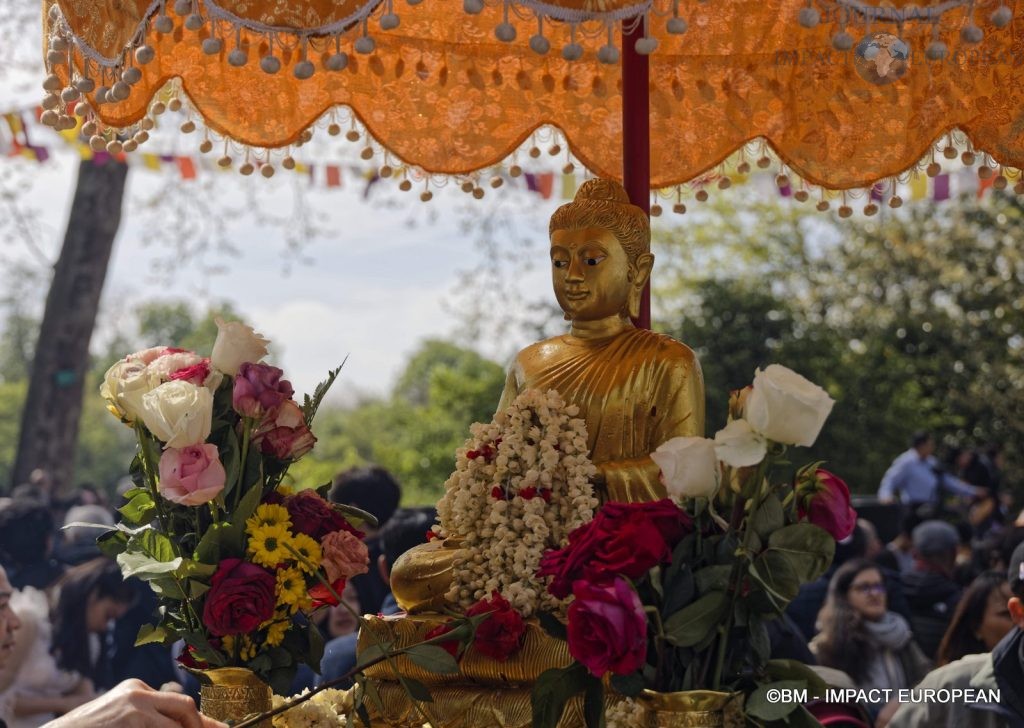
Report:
642,690,736,728
197,667,273,727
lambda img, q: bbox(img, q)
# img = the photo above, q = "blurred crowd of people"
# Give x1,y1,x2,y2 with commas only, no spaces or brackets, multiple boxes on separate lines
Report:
0,465,434,727
781,431,1021,727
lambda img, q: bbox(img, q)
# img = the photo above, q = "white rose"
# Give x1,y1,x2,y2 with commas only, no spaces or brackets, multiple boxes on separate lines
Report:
651,436,720,499
139,380,213,448
745,364,835,447
713,419,767,467
210,318,270,376
100,359,156,424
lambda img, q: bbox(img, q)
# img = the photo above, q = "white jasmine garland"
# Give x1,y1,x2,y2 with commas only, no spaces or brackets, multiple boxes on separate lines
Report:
435,389,598,617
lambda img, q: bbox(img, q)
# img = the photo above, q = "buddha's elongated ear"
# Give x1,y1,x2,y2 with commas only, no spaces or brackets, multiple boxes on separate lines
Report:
627,253,655,320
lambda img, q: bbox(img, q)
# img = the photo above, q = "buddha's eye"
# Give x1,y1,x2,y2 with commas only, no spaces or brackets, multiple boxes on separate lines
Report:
584,255,605,266
552,259,568,268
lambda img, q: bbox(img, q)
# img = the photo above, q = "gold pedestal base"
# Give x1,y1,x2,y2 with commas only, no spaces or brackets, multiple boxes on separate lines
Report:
359,613,611,727
197,667,272,728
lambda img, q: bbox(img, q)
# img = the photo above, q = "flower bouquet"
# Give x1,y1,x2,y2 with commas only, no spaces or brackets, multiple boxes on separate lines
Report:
94,320,372,696
530,365,854,728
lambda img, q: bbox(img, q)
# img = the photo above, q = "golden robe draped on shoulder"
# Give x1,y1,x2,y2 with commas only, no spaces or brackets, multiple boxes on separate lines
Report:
498,327,705,503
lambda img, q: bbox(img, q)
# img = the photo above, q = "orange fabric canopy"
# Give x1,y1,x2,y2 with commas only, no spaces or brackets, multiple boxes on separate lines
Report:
45,0,1024,188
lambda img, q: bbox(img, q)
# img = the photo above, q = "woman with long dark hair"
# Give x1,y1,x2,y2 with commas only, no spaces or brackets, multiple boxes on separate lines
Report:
0,558,135,727
935,570,1013,666
811,559,929,719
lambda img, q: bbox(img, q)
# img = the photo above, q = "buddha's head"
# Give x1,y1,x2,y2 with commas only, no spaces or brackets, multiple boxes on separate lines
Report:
548,179,654,322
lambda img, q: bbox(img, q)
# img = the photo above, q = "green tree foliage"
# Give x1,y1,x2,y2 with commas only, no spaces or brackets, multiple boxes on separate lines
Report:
657,193,1024,496
290,340,507,505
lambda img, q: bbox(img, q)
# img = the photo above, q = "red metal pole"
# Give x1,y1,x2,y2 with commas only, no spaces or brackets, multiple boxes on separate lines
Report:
622,20,651,330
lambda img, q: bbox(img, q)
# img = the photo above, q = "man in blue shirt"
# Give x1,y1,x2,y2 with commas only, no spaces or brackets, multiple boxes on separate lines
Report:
878,431,984,506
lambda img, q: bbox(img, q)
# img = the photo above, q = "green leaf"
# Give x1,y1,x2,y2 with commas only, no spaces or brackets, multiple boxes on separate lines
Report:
303,362,346,427
752,493,785,541
134,527,176,562
405,644,459,675
531,664,589,728
398,676,433,703
750,618,771,665
662,564,695,616
767,524,836,582
767,659,829,698
537,611,568,641
221,484,263,553
749,551,801,610
363,677,385,714
694,565,732,596
195,522,230,563
148,576,186,600
118,492,156,526
96,529,129,558
331,502,380,530
583,675,605,728
117,551,183,580
746,680,806,721
609,672,644,698
663,591,727,647
308,620,325,671
135,623,169,647
129,454,147,489
218,430,241,502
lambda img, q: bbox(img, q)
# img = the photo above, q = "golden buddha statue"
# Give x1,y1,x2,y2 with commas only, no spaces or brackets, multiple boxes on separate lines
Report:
390,178,705,613
360,180,706,726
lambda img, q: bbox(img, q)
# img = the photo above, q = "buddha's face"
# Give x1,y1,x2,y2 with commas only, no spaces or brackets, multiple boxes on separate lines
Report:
550,226,633,321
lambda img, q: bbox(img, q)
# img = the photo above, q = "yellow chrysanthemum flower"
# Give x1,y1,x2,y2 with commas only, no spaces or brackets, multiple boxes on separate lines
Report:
289,532,322,573
247,522,293,568
246,503,292,535
275,567,310,612
276,484,294,497
221,635,258,661
262,618,290,647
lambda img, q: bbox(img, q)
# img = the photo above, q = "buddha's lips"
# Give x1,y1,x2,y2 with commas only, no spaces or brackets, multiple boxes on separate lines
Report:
564,290,589,300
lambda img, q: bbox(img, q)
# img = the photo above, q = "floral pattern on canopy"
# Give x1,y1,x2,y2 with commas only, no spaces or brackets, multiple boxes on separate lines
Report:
45,0,1024,188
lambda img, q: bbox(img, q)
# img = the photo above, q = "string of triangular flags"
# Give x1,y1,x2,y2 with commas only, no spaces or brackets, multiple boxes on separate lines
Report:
1,105,1015,209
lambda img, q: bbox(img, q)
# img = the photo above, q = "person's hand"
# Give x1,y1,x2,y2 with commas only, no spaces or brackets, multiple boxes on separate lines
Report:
44,679,227,728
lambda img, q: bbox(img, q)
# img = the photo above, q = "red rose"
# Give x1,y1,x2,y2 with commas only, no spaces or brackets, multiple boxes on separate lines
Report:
254,401,316,461
309,578,347,609
465,591,526,661
424,623,460,658
538,499,691,598
567,577,648,677
232,362,294,418
798,468,857,541
202,559,276,636
285,490,363,541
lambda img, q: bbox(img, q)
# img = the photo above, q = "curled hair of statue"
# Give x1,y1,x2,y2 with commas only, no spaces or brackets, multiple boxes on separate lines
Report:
548,179,650,264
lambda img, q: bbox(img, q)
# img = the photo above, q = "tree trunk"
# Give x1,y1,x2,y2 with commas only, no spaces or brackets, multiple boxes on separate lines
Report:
11,158,129,494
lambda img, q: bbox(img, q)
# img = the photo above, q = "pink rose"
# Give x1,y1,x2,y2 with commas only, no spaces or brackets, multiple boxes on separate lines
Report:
148,351,204,381
567,577,648,677
253,400,316,460
232,363,294,419
168,358,212,386
321,529,370,583
158,444,226,506
798,468,857,541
